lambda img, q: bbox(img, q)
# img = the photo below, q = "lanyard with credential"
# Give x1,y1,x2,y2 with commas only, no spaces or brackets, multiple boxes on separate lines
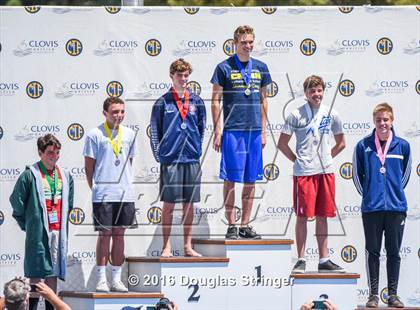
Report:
39,161,58,205
104,122,122,166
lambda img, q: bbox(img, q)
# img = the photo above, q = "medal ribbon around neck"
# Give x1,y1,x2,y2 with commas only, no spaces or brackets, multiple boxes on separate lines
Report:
304,102,325,139
233,54,252,89
171,87,189,121
104,122,122,159
374,129,393,168
39,161,58,198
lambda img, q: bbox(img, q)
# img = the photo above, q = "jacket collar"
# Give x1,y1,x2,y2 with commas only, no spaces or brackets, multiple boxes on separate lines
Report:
367,127,398,149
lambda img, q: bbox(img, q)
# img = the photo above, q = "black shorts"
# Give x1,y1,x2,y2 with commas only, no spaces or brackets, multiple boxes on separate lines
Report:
160,163,201,203
92,202,137,231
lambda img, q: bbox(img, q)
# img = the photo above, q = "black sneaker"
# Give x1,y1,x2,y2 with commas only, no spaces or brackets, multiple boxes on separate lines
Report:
225,225,238,239
291,260,306,274
387,295,404,308
365,295,379,308
318,260,346,273
238,226,261,239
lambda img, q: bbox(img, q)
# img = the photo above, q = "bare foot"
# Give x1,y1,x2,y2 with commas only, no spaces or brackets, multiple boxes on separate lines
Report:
184,248,202,257
161,248,173,257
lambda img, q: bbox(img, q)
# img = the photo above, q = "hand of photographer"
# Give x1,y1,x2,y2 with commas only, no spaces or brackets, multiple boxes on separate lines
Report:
323,299,338,310
300,300,314,310
0,296,6,310
34,282,55,300
34,283,71,310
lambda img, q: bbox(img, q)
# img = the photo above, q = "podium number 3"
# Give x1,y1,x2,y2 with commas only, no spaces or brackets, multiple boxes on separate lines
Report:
188,284,200,302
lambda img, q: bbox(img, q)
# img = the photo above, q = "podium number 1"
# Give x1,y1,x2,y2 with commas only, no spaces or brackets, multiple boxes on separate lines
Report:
255,265,262,284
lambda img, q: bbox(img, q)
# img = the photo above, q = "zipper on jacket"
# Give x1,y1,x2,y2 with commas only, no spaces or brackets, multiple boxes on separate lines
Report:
384,168,388,210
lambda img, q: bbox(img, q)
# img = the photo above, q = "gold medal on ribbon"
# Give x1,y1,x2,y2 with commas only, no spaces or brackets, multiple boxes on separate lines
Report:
104,122,122,165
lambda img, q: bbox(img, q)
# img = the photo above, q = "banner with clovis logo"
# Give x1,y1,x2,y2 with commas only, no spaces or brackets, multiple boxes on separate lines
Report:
0,5,419,307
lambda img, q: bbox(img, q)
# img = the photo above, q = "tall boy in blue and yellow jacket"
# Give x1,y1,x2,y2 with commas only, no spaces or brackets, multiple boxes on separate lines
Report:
150,58,206,258
352,103,411,308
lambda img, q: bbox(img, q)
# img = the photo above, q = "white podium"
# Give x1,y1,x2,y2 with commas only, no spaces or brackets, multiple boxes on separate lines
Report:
290,272,360,310
193,239,294,310
127,256,230,310
60,291,163,310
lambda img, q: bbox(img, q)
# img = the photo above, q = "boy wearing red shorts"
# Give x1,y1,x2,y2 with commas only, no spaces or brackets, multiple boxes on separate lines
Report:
278,75,346,273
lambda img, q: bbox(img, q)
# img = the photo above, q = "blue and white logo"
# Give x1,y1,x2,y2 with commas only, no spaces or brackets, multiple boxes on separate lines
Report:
0,82,19,96
94,40,139,56
342,121,371,135
13,40,59,57
0,167,21,182
404,122,420,138
327,39,370,56
406,204,420,220
365,80,409,96
128,81,172,99
134,165,160,183
287,7,306,14
14,124,60,142
55,82,100,98
52,7,72,14
0,253,22,265
253,39,293,56
172,40,216,56
403,39,420,55
265,206,293,219
338,204,362,220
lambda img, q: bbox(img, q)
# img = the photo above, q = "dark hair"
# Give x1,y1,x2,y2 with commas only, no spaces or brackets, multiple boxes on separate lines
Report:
37,134,61,153
303,75,326,92
103,97,124,112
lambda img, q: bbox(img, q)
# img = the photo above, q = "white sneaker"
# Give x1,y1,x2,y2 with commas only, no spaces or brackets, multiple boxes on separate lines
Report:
110,280,128,292
96,280,110,292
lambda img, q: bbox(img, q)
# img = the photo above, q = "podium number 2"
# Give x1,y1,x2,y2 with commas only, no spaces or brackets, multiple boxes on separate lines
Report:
188,284,200,302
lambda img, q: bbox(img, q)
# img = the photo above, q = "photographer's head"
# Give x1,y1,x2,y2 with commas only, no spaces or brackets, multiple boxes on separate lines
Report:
3,277,30,310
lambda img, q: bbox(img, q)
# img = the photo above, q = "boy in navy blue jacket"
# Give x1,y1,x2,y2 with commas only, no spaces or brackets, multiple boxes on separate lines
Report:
150,58,206,257
352,103,411,308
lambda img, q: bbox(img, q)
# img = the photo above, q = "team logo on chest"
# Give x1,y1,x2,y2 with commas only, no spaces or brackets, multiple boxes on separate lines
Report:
318,116,332,133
